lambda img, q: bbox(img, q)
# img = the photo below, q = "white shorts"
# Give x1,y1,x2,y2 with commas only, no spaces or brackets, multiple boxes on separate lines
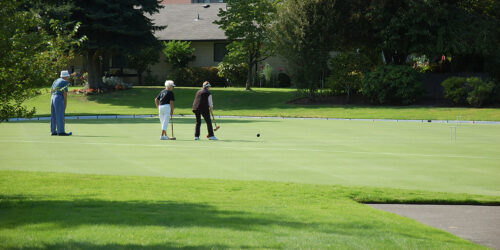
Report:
159,104,171,131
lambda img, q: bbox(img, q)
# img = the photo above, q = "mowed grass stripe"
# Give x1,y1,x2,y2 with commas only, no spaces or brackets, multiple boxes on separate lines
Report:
1,118,499,195
1,139,499,160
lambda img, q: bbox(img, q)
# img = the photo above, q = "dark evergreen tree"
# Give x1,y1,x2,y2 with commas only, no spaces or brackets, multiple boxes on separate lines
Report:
70,0,164,89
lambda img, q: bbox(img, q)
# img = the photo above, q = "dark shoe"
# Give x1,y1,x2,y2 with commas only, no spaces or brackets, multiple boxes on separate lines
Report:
51,132,58,136
58,132,72,136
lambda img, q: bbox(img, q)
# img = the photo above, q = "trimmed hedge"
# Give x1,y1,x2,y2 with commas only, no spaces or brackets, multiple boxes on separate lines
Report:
442,77,496,107
168,67,226,87
362,65,424,105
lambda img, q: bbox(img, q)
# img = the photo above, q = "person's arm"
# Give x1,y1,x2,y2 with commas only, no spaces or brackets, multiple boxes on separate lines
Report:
208,94,213,111
155,98,159,109
170,100,174,117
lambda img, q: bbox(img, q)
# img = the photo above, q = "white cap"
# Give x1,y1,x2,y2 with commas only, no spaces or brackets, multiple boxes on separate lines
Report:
165,80,176,88
203,81,211,88
60,70,70,78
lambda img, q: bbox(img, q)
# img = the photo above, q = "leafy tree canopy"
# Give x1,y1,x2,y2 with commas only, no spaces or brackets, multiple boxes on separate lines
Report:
0,0,83,121
215,0,277,90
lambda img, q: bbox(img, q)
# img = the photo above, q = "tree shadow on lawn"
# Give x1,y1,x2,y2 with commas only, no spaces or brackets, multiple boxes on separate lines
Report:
0,195,453,248
81,87,492,113
7,241,236,250
83,87,296,111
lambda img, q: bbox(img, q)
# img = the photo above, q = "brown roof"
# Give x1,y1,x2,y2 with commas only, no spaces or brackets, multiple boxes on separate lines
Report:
150,4,227,41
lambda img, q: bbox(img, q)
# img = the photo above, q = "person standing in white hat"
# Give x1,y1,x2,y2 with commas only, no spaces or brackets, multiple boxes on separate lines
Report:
155,80,176,140
50,70,71,136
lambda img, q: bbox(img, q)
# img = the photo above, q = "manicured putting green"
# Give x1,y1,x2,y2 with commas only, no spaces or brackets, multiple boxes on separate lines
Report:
1,117,499,196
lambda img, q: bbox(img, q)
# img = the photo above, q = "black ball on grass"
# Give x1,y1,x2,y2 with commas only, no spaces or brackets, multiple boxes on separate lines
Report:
257,133,260,137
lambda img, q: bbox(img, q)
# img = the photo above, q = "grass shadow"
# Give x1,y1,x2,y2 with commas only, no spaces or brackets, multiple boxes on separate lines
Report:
7,242,233,250
0,195,444,243
0,196,305,232
82,87,297,112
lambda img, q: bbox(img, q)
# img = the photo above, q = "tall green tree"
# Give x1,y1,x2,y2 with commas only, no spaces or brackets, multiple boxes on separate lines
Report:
269,0,339,98
127,44,162,86
162,41,196,70
70,0,164,89
215,0,276,90
0,0,83,121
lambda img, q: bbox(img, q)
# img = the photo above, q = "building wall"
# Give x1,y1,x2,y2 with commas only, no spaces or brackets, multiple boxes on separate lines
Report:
148,41,219,82
67,41,287,86
161,0,191,4
190,41,219,67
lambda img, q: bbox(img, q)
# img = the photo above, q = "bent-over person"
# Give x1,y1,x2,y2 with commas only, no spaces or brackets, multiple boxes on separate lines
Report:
192,81,217,140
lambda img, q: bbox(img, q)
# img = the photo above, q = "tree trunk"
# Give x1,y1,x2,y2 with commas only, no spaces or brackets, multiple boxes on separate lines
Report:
245,62,252,91
253,63,257,87
346,87,351,103
137,71,143,86
87,51,102,89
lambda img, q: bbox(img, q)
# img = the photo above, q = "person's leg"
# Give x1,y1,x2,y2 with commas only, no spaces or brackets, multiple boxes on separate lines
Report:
162,105,171,136
54,96,65,134
50,96,57,134
159,105,166,136
194,111,201,137
201,111,214,137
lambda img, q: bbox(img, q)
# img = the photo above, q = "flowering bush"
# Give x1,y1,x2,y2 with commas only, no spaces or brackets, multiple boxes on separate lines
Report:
69,75,131,96
101,76,133,91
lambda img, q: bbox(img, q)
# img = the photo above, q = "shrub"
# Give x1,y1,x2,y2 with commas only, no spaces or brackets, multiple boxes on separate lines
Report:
143,69,162,86
441,77,468,105
441,77,496,107
278,72,291,88
326,52,372,101
217,61,248,87
162,41,195,70
168,67,225,87
190,67,225,86
362,65,424,105
261,64,273,85
466,78,495,107
492,81,500,103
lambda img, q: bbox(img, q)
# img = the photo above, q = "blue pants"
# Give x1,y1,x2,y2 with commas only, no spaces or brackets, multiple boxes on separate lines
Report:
50,95,65,134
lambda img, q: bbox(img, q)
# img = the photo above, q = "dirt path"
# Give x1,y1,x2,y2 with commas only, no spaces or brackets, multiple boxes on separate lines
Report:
368,204,500,249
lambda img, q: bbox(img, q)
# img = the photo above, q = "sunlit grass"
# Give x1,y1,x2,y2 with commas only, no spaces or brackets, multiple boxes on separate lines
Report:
23,86,500,121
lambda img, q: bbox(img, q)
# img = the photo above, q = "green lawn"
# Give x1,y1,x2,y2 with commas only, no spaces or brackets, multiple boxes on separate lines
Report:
24,86,500,121
0,171,493,249
1,116,500,248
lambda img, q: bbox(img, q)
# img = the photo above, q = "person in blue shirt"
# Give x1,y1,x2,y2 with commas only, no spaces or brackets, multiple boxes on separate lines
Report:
50,70,72,136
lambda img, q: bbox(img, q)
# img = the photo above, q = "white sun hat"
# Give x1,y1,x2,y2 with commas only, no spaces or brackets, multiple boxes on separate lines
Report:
60,70,70,78
165,80,176,88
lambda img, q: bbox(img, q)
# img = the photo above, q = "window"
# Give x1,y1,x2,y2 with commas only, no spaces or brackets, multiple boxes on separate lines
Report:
213,43,228,62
